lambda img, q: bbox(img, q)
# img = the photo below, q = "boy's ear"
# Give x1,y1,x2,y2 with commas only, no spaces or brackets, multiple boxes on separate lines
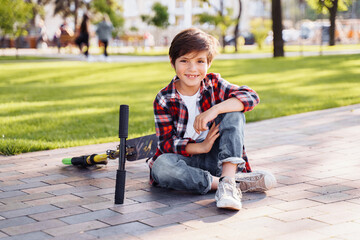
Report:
169,57,175,69
207,61,212,69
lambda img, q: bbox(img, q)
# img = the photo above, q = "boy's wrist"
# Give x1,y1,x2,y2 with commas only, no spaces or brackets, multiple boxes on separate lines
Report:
185,142,209,155
211,104,221,115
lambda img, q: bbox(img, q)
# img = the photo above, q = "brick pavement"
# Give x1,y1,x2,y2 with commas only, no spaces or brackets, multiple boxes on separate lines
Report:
0,104,359,240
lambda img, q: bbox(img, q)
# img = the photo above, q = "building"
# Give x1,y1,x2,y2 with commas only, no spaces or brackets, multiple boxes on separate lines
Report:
119,0,269,46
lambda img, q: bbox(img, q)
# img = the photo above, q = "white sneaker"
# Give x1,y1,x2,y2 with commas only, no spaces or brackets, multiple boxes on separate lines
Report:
215,177,242,210
235,170,276,193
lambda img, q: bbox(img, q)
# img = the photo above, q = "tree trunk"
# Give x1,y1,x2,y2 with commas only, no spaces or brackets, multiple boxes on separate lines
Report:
234,0,242,52
74,0,79,32
272,0,284,57
219,0,226,50
328,0,338,46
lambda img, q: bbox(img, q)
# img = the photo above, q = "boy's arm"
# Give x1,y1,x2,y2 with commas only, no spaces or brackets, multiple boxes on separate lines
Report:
185,98,243,155
194,98,244,133
185,123,220,154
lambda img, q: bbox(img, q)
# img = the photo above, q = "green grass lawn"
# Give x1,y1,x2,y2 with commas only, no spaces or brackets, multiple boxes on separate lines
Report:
1,54,359,155
0,56,56,61
108,44,360,56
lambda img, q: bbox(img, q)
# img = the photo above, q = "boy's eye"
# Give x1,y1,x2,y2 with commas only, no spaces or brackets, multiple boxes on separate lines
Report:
198,60,205,63
180,59,187,63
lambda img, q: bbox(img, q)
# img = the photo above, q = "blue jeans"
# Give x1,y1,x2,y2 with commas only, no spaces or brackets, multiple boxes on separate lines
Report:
151,112,246,194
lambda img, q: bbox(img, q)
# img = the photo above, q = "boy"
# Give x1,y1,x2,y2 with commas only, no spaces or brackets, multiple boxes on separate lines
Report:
148,28,276,210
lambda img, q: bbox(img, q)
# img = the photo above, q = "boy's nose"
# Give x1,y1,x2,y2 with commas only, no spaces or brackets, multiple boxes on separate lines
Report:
187,62,196,71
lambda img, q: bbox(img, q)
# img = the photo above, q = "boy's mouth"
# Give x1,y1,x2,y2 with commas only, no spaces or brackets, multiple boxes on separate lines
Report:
185,74,199,79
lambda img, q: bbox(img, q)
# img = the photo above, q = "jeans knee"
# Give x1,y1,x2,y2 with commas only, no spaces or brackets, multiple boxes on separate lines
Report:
151,154,180,184
224,111,245,124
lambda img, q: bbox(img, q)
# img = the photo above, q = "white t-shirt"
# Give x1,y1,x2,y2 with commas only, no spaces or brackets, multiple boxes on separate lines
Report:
178,90,209,141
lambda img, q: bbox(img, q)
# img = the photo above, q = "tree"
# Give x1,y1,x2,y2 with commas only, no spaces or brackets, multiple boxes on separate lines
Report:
234,0,242,52
272,0,284,57
306,0,352,45
197,0,235,50
54,0,89,31
141,2,170,29
250,18,271,50
91,0,124,37
0,0,33,55
24,0,52,42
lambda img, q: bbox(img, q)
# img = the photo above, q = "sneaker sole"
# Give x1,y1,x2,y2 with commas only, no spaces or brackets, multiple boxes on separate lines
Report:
216,198,242,210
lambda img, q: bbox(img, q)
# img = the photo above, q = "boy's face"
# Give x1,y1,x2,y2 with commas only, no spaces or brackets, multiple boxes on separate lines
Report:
171,50,211,95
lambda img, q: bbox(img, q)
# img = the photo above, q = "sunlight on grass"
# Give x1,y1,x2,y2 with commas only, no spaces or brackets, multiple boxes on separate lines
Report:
222,44,360,54
1,54,359,155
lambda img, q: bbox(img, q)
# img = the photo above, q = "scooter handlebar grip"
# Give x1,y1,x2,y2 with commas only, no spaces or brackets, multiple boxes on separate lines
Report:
114,170,126,204
119,105,129,139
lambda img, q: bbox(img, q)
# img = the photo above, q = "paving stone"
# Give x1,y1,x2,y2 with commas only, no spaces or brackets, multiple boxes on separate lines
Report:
0,181,49,192
43,220,108,237
242,196,286,209
24,194,82,206
0,231,52,240
22,183,73,194
47,185,99,196
72,187,114,197
101,210,160,225
271,190,321,202
271,199,322,211
69,178,115,189
2,219,66,236
59,209,120,224
0,104,359,239
270,208,325,222
0,180,23,188
0,232,7,238
111,201,168,214
267,230,327,240
0,192,53,204
29,206,90,221
0,190,27,199
181,214,234,229
20,174,68,183
81,200,118,211
0,216,36,229
150,203,204,215
139,212,198,227
309,209,360,224
313,222,360,236
0,172,45,182
0,204,59,218
0,202,29,212
265,218,329,235
307,184,356,195
53,196,110,208
51,232,96,240
44,176,89,185
136,223,194,240
308,192,356,204
87,222,153,238
190,206,225,218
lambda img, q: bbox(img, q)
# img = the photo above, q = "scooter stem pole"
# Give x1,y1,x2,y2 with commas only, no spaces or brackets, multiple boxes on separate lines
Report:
115,105,129,204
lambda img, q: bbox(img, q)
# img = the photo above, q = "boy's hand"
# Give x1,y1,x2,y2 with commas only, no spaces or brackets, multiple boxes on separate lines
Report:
194,107,219,134
185,123,220,155
198,123,220,153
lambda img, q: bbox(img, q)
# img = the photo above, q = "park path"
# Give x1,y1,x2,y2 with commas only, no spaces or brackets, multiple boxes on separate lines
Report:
0,104,359,239
2,47,360,62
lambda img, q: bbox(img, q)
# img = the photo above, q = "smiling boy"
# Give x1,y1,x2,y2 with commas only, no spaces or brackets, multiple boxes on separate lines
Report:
148,28,276,210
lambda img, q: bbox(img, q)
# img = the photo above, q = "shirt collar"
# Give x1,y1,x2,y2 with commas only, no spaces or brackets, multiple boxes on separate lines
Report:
169,75,210,100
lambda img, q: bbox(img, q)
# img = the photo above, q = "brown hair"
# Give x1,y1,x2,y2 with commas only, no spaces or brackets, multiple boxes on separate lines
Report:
169,28,219,66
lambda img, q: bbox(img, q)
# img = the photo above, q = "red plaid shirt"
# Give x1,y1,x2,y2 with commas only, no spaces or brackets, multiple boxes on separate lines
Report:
148,73,260,184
